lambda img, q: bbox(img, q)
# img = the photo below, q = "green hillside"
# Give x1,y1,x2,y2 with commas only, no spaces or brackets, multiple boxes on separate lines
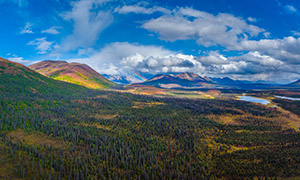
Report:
0,57,94,99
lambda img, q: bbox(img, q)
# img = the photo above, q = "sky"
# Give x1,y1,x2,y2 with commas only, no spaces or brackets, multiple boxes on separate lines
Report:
1,0,300,83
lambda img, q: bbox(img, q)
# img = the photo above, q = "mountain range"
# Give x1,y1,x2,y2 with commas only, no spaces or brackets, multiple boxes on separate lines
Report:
29,60,116,89
132,72,216,88
1,58,299,90
132,72,300,89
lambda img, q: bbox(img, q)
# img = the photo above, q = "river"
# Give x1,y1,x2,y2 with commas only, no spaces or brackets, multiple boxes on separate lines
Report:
274,95,300,101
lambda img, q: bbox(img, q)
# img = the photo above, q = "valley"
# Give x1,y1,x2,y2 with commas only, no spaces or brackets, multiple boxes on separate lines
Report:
2,0,300,179
1,57,300,179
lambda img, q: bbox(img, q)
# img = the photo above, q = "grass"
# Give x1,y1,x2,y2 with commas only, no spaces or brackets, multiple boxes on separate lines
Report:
79,123,112,130
7,129,71,150
132,101,166,108
92,114,118,119
272,104,300,131
54,75,110,89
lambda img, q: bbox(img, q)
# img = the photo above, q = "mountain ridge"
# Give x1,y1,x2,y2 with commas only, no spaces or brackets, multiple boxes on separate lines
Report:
132,72,218,89
29,60,116,89
286,79,300,87
130,72,297,89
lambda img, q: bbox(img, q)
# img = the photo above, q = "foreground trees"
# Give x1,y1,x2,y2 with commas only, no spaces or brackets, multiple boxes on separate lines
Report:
0,89,299,179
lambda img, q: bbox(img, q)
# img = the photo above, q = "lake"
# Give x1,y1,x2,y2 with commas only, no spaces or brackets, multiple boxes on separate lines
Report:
274,95,300,101
238,96,270,105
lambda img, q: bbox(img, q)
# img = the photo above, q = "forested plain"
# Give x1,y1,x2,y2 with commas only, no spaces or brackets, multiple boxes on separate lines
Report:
1,59,300,179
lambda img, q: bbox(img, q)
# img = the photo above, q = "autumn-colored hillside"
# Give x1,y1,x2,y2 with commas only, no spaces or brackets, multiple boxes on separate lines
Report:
29,60,116,89
0,57,90,99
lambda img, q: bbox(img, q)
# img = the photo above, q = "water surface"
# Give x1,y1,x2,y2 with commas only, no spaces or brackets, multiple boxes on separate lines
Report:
274,95,300,101
238,96,270,105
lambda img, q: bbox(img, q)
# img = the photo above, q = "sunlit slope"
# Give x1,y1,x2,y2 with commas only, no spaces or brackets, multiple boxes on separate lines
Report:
29,60,116,89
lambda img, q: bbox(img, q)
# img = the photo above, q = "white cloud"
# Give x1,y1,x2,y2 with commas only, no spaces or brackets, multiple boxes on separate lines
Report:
122,53,203,74
234,36,300,64
20,22,33,34
142,7,266,49
69,42,172,73
197,51,228,66
67,42,203,82
115,4,171,14
26,3,299,83
120,4,300,73
65,42,300,83
7,55,36,65
59,0,113,52
194,50,300,83
27,37,55,54
247,17,257,22
199,54,280,82
285,5,297,13
240,51,283,66
41,26,61,34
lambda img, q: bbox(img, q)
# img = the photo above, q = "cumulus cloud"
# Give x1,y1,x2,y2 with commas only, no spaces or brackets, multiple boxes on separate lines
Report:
121,53,203,74
20,22,33,34
27,37,55,54
42,26,61,34
67,42,205,82
122,4,300,69
142,7,266,49
239,51,283,66
235,36,300,65
47,3,300,83
58,0,113,52
195,51,299,83
68,42,173,73
65,42,300,83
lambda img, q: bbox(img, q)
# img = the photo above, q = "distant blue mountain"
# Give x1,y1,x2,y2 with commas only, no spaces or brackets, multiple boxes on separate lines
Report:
105,71,300,89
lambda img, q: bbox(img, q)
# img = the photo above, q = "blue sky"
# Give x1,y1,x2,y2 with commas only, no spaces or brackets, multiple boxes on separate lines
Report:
1,0,300,83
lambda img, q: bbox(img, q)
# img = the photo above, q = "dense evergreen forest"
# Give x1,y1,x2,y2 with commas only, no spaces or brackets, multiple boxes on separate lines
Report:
272,99,300,116
1,58,300,179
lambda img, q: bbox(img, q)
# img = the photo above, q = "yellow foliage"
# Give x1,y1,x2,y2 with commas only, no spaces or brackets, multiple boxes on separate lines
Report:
132,101,166,108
